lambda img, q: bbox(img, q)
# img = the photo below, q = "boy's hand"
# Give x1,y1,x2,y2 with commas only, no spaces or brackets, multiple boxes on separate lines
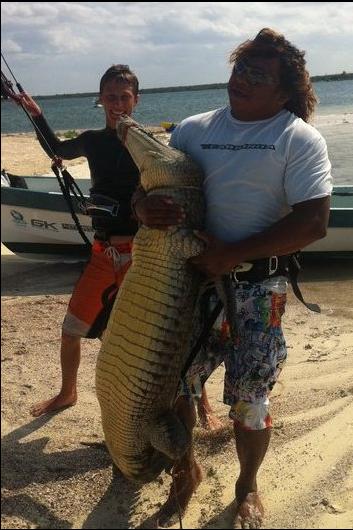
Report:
14,92,42,117
135,195,185,230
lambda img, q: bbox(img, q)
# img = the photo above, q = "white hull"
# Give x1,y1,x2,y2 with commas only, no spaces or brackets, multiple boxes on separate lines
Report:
1,175,353,261
1,203,94,261
303,227,353,253
1,201,94,261
1,175,93,261
1,203,94,245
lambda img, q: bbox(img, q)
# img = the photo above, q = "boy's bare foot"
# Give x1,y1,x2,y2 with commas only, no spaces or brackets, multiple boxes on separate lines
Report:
197,387,224,431
30,392,77,417
197,407,224,431
156,461,202,527
233,492,264,529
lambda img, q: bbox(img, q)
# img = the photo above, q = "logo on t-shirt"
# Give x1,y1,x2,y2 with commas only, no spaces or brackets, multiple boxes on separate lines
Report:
200,143,275,151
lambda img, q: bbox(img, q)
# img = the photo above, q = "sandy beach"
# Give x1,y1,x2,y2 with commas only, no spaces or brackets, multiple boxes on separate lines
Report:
1,128,168,178
1,133,353,529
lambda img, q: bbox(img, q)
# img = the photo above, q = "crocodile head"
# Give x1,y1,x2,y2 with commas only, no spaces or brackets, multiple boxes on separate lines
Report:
116,115,203,191
116,115,172,170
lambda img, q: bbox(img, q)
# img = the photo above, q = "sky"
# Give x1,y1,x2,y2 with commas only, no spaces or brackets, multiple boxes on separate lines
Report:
2,1,353,96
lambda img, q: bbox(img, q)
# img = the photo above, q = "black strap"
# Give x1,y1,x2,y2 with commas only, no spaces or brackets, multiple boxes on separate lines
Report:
51,164,91,248
180,294,223,380
287,253,321,313
85,194,121,218
87,283,119,338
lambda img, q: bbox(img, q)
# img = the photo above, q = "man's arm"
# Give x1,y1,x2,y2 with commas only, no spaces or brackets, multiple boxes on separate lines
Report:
189,196,330,277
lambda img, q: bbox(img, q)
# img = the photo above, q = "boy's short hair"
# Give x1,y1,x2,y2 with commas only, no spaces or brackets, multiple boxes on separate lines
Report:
99,65,139,96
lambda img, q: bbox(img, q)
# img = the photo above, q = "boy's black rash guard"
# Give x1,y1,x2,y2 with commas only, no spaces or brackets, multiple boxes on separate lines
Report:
33,114,140,237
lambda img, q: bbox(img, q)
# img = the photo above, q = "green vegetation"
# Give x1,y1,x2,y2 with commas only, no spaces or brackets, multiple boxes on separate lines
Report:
61,130,78,139
311,71,353,82
141,82,228,94
28,71,352,100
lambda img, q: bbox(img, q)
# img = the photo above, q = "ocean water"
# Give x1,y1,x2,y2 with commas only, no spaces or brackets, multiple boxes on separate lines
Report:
2,79,352,184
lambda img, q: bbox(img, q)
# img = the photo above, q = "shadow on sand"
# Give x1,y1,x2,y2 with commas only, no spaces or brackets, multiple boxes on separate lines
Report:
1,414,141,528
1,256,85,297
299,256,353,282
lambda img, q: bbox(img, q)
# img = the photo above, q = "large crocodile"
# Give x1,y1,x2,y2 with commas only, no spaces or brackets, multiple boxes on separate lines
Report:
96,116,206,483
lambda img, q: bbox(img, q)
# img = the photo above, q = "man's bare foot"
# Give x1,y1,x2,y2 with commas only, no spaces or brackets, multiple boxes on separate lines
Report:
233,492,264,529
30,392,77,417
156,461,202,528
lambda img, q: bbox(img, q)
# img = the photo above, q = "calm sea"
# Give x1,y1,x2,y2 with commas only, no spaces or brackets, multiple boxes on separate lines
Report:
2,79,352,184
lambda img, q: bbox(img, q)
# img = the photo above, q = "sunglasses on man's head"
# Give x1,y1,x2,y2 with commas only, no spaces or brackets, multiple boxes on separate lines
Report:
232,60,277,86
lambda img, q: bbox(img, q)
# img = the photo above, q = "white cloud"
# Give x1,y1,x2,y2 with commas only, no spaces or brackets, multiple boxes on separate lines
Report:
1,2,59,26
1,38,22,53
1,1,353,94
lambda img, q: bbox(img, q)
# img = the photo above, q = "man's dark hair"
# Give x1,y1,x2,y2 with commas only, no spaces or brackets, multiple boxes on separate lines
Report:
99,64,139,96
229,28,317,122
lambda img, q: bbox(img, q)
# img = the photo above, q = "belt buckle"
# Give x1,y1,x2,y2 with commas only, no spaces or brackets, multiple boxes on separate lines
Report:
269,256,278,276
232,262,253,282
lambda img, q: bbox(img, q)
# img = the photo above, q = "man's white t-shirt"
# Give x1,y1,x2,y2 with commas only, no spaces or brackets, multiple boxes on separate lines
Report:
170,107,332,242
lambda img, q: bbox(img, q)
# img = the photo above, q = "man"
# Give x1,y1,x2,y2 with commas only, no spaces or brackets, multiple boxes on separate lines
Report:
19,65,218,429
135,28,332,527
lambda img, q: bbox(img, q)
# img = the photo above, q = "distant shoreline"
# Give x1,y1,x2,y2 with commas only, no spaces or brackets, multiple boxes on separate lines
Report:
2,72,351,101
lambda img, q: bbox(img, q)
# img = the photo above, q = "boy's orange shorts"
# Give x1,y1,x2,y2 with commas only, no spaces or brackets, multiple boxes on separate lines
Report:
62,239,132,338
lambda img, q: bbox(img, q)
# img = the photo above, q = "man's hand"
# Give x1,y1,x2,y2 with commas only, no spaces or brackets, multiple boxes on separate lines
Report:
135,194,185,230
189,231,237,278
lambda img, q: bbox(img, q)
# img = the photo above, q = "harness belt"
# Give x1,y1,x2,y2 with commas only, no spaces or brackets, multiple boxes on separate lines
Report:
232,255,285,282
85,193,121,218
232,253,320,313
87,193,138,238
